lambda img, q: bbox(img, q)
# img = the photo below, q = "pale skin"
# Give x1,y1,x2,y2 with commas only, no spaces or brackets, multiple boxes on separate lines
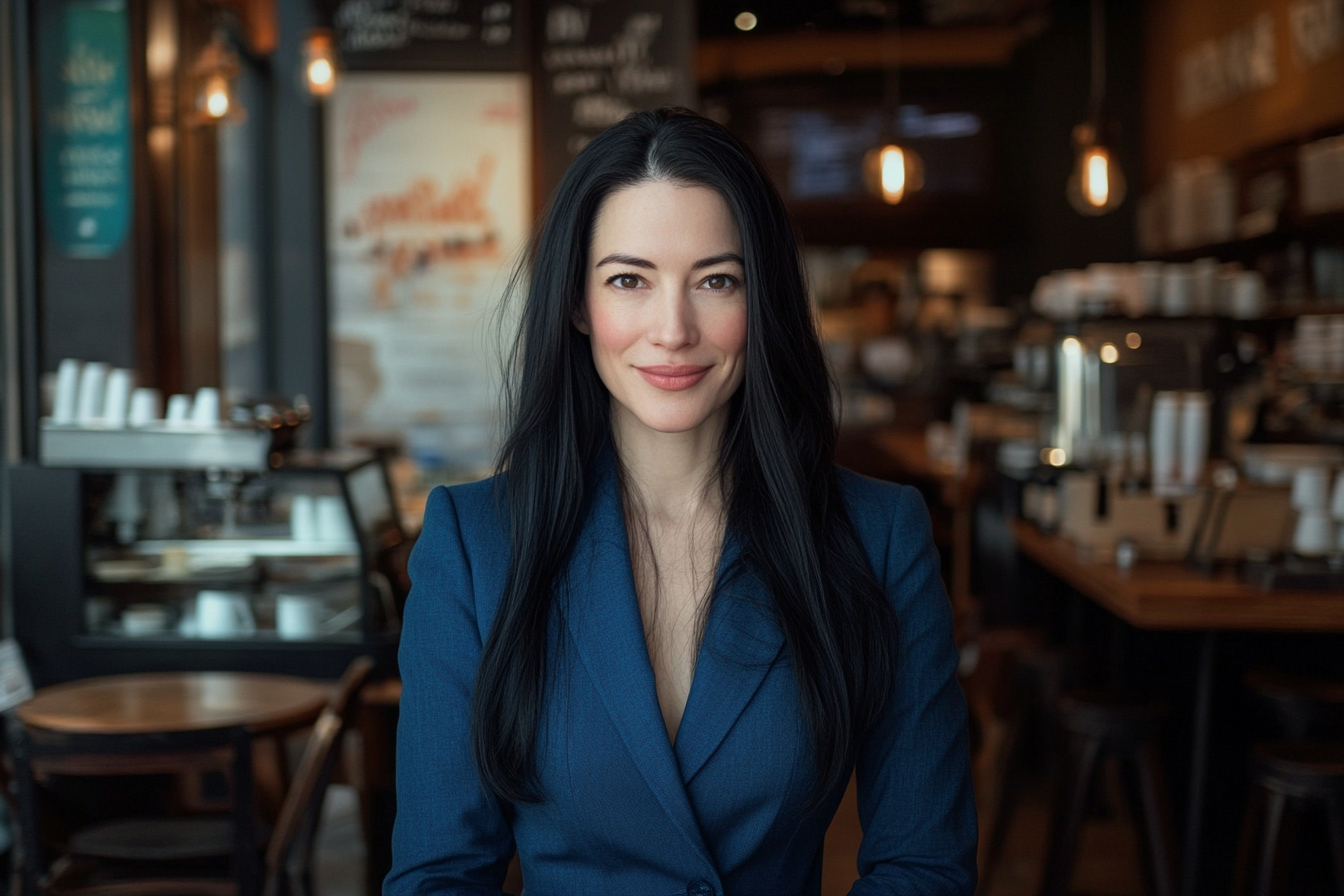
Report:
575,180,748,745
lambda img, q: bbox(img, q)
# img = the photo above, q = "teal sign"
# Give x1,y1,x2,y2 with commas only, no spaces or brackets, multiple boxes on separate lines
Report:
39,0,132,258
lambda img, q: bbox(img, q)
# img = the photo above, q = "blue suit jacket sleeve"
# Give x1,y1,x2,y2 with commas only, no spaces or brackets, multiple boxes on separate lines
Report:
849,483,978,895
385,486,514,895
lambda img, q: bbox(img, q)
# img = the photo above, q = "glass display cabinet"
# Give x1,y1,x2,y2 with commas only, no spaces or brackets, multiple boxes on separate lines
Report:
18,426,405,681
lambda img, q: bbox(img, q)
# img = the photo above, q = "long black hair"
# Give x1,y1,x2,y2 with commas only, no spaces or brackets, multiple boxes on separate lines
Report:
473,106,900,806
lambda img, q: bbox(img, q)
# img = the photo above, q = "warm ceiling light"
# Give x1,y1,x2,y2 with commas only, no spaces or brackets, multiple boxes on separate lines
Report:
303,28,338,97
1100,343,1119,363
192,31,243,124
1125,332,1141,349
735,11,758,31
863,143,924,205
1068,128,1125,215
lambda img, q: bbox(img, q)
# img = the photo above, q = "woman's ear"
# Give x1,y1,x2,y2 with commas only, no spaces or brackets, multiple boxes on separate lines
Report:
572,302,591,335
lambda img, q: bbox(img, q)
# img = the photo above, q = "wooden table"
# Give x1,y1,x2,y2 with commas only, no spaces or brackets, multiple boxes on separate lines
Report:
871,429,982,611
1012,519,1344,896
18,671,331,737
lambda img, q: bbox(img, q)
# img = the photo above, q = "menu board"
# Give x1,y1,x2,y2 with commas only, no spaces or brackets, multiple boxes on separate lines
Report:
535,0,694,198
333,0,524,71
325,73,531,474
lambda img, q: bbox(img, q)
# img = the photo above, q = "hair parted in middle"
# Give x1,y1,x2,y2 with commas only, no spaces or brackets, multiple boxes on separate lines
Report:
473,106,901,808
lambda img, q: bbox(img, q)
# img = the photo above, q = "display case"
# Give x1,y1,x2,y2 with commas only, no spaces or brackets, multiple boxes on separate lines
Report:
12,441,405,683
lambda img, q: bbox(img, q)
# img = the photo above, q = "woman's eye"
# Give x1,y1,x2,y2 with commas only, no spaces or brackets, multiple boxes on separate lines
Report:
610,274,642,289
703,274,737,291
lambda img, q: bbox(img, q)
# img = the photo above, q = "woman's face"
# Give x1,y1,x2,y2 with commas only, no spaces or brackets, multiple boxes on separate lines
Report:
578,181,747,437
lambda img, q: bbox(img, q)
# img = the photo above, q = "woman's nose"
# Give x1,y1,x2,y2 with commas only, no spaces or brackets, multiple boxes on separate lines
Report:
648,290,696,348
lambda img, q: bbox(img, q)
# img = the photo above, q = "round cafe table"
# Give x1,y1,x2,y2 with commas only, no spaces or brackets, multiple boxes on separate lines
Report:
17,671,330,736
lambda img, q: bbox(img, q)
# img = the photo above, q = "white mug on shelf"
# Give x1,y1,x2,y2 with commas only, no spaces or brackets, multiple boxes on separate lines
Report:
315,495,356,543
1290,466,1330,512
121,603,168,637
102,369,133,428
191,387,220,427
1293,510,1335,557
76,362,109,425
276,594,321,640
165,393,192,425
290,494,318,542
128,388,162,427
53,359,82,424
195,591,255,639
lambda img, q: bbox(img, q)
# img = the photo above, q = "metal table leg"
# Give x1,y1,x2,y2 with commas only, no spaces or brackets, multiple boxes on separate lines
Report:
1180,631,1218,896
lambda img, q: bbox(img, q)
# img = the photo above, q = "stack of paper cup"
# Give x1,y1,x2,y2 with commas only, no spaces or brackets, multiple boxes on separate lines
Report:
1291,467,1334,556
52,359,82,424
75,362,108,425
1150,392,1182,495
101,369,133,428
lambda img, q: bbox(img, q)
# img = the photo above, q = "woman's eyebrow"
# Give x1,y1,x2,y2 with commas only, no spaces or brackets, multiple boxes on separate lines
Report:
692,252,745,270
595,253,654,269
593,252,745,270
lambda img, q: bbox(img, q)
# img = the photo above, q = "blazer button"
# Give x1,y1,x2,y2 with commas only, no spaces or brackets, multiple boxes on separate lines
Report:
686,881,714,896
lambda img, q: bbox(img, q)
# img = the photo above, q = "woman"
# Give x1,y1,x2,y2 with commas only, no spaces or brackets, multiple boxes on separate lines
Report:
387,107,976,895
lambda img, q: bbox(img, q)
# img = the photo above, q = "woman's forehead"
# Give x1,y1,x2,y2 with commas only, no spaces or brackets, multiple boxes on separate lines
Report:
589,181,742,262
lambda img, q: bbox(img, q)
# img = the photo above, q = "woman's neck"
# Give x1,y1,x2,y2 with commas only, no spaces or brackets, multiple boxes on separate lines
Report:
609,401,726,521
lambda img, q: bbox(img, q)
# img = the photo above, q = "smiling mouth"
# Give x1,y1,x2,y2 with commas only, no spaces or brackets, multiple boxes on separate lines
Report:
635,365,711,391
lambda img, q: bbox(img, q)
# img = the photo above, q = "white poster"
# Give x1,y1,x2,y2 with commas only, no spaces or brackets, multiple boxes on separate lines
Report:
326,73,531,475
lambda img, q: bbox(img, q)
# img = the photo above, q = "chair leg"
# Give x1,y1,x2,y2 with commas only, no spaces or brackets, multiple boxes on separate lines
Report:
1038,734,1103,896
982,711,1030,888
1253,788,1288,896
1325,793,1344,896
1122,743,1177,896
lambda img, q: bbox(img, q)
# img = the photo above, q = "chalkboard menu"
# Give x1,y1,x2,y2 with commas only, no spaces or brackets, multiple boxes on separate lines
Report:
333,0,525,71
535,0,694,199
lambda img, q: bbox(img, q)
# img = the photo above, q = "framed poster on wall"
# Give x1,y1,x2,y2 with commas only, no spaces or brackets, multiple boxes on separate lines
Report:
325,72,531,475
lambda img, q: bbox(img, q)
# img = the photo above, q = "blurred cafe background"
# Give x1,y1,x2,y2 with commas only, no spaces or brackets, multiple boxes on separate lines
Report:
1,0,1344,894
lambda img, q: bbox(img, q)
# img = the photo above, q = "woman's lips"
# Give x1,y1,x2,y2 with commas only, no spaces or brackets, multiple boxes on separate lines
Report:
635,365,711,391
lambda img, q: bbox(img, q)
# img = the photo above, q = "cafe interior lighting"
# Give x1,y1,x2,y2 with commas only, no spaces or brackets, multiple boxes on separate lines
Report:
192,31,243,124
1100,342,1119,363
303,28,338,97
1126,332,1142,349
735,11,758,31
1067,0,1125,216
863,2,923,206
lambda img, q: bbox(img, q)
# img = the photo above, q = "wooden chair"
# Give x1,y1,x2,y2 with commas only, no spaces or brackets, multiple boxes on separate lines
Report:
8,656,375,896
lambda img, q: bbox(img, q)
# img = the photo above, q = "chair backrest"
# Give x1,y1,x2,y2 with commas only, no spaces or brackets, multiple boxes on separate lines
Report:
5,716,259,896
262,656,375,896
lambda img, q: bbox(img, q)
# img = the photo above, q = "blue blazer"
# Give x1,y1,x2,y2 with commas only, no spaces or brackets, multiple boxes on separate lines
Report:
386,456,976,896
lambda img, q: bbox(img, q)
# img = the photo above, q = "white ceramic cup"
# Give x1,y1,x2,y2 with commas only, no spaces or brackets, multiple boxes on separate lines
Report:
1179,391,1211,489
191,387,220,427
1229,271,1267,320
76,362,108,424
315,495,355,543
275,594,321,640
1293,510,1335,557
53,359,82,423
1331,471,1344,520
1291,466,1330,511
128,388,162,426
1161,265,1193,317
121,603,168,636
195,590,255,638
102,368,133,428
165,393,192,425
290,494,318,542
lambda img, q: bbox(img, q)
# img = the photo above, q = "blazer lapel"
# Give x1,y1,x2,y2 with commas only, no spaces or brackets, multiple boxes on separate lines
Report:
558,455,714,869
674,533,786,783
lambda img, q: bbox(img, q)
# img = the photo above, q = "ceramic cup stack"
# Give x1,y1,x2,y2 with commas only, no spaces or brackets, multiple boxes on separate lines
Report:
1291,467,1335,556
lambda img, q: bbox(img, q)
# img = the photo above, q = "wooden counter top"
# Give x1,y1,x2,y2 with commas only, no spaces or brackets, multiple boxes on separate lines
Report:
1012,518,1344,632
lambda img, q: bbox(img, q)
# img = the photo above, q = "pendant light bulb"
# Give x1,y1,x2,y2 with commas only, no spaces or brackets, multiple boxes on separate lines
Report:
864,143,924,205
1067,125,1125,215
192,31,244,124
303,29,339,97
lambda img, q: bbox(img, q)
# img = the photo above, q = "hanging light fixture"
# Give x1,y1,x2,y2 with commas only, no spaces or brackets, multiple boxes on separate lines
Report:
192,30,244,124
1067,0,1125,215
303,28,339,97
863,2,923,206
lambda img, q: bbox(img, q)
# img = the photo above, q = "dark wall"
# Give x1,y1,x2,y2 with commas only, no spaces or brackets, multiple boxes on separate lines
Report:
998,0,1143,300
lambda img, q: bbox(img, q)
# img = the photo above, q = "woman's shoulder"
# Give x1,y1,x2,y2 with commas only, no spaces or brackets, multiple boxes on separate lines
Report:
417,472,510,562
834,465,930,533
